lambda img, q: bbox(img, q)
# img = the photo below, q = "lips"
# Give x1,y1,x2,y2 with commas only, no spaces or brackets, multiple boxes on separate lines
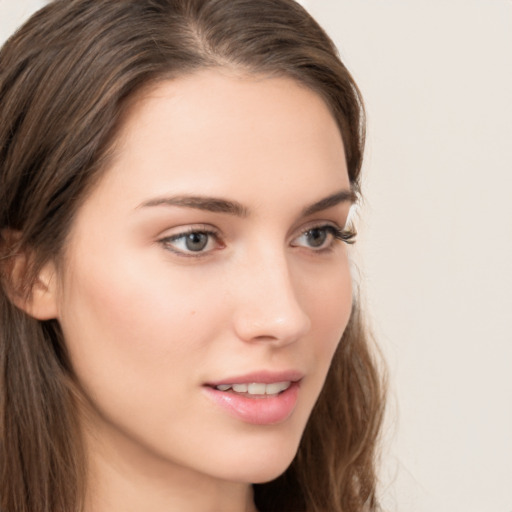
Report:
203,370,303,425
206,369,303,387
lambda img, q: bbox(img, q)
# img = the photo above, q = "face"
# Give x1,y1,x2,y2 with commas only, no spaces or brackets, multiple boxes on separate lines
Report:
53,70,354,486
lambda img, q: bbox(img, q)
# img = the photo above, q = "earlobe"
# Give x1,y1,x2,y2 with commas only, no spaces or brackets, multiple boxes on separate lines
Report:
1,232,59,320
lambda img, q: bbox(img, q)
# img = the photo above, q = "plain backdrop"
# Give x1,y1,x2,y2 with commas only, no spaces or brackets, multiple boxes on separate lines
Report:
1,1,511,511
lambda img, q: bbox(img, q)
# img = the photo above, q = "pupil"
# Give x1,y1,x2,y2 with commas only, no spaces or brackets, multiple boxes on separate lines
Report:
185,232,208,251
308,228,326,247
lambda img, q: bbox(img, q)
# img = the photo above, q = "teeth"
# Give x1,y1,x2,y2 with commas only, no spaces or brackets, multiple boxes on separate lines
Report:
265,381,291,394
248,383,266,395
215,381,291,395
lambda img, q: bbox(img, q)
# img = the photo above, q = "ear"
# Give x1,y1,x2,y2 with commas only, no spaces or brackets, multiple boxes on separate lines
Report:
18,259,59,320
1,231,59,320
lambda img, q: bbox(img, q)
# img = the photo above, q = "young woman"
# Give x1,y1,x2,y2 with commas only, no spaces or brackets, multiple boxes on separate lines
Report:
0,1,385,511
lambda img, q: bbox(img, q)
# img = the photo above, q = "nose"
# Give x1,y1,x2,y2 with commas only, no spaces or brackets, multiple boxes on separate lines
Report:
230,249,311,346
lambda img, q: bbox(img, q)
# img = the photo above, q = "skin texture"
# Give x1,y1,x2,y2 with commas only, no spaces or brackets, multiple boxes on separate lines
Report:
40,70,354,512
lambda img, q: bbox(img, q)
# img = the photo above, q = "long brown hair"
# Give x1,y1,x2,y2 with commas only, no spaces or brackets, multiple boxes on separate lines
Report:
0,1,385,511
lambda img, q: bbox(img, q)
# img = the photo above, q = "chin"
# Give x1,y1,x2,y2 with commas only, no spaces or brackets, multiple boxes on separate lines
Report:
249,462,295,485
217,435,302,485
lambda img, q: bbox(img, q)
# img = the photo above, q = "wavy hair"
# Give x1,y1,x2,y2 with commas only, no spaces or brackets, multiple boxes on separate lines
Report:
0,1,386,510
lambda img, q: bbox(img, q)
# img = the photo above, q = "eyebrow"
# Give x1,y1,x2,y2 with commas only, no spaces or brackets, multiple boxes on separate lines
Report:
138,189,356,217
139,195,249,217
301,189,357,216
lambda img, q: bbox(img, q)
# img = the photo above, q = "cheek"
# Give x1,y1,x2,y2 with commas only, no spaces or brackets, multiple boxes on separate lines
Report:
305,255,353,350
56,247,223,406
294,254,353,403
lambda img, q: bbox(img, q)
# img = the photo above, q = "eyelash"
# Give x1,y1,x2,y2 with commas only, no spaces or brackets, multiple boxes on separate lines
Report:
293,225,357,252
159,224,356,258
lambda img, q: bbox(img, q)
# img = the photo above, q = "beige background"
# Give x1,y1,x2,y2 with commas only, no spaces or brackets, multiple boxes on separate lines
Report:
2,1,512,511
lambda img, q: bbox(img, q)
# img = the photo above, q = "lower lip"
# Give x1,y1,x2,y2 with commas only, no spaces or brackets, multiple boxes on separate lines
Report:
203,382,300,425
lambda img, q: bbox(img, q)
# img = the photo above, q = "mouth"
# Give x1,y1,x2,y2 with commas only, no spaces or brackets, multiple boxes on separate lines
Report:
203,372,303,425
210,381,292,397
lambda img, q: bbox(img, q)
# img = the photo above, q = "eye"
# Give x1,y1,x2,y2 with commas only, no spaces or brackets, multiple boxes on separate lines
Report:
159,228,222,256
292,224,356,251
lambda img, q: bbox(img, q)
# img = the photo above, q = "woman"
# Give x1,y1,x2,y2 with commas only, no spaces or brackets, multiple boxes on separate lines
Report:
0,0,385,511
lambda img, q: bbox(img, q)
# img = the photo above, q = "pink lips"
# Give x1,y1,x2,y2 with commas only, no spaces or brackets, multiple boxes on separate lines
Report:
203,370,303,425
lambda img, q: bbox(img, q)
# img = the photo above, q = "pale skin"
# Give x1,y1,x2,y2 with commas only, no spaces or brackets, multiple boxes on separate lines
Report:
26,70,354,512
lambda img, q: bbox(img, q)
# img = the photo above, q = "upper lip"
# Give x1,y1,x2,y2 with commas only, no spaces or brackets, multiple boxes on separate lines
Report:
205,370,304,387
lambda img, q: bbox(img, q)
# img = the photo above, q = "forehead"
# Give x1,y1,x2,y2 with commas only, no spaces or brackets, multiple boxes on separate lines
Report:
91,70,349,211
